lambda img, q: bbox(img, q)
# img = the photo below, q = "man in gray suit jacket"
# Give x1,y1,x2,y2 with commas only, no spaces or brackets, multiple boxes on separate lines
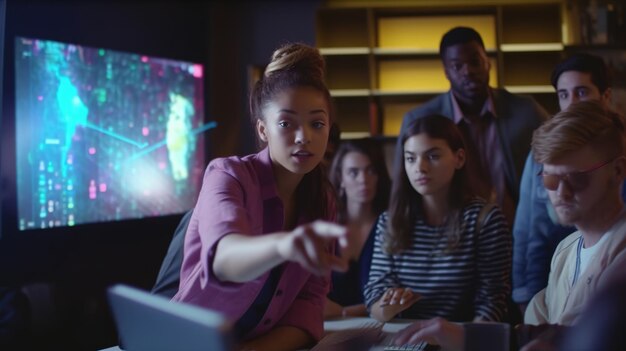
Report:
401,27,548,225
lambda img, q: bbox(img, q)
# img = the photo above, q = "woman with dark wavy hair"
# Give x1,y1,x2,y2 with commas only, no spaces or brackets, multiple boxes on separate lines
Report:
364,114,511,324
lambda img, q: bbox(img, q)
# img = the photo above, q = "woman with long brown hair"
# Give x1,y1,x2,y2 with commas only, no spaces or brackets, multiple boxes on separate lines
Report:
364,115,511,324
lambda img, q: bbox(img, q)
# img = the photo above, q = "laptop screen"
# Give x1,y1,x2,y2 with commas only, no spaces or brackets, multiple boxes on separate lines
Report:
107,284,234,351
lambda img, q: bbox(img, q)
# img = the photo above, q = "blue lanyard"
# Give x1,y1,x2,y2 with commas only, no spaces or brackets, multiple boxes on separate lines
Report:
572,236,584,286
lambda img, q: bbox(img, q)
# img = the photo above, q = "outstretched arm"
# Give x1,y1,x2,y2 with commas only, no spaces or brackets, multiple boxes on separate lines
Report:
214,220,349,283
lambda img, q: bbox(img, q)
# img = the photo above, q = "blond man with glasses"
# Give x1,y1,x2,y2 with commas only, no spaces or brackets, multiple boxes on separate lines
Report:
524,101,626,326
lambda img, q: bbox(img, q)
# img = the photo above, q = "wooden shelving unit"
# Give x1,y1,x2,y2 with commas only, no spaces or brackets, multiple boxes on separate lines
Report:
316,1,567,137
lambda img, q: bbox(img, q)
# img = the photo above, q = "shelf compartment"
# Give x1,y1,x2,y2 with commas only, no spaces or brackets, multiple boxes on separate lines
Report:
317,8,370,48
501,4,562,44
382,102,417,136
325,55,371,91
501,51,561,86
378,58,447,91
378,95,434,137
333,96,373,135
376,57,498,92
373,47,497,55
528,93,560,115
377,15,496,51
373,48,439,55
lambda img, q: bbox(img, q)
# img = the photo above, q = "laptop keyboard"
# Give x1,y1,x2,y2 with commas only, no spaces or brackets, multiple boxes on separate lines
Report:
384,342,428,351
311,325,384,350
311,324,432,351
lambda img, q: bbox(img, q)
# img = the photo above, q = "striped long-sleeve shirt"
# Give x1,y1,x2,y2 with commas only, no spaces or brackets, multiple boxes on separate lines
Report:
363,198,511,322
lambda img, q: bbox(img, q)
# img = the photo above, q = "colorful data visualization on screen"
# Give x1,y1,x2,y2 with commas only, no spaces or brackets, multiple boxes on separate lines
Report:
15,37,212,230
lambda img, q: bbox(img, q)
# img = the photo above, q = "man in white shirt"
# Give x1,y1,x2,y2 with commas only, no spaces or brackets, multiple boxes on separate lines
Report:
523,102,626,326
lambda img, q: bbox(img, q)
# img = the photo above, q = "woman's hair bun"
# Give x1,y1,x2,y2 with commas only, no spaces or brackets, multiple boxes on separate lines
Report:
264,42,325,83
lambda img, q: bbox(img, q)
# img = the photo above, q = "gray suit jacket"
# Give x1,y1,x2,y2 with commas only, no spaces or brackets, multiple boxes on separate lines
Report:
400,89,549,203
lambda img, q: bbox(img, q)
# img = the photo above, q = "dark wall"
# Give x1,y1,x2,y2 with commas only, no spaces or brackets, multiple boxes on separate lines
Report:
0,0,5,236
0,1,320,349
209,0,321,157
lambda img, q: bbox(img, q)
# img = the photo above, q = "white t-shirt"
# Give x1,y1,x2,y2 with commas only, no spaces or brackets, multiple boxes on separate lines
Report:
577,229,612,281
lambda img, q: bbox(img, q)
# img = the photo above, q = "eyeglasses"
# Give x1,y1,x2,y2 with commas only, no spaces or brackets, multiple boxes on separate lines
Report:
539,158,616,192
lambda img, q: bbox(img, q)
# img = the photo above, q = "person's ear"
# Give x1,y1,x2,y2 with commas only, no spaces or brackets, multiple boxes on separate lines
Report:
455,148,466,170
613,155,626,179
441,50,452,81
476,48,491,74
602,87,612,106
256,119,268,143
443,61,452,81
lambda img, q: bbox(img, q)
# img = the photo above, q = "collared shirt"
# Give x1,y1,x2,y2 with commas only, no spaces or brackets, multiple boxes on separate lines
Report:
450,90,515,225
525,211,626,326
172,147,330,341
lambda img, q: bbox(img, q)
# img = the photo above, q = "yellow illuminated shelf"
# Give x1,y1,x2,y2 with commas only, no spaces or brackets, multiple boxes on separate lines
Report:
373,48,438,55
383,102,417,136
330,89,371,97
341,131,372,139
504,85,555,93
377,58,497,92
378,59,447,91
316,2,565,136
373,89,446,96
373,48,497,55
500,43,564,52
378,15,497,51
319,47,371,55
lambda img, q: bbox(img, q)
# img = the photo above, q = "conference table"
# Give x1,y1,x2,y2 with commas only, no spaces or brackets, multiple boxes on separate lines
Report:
99,317,417,351
314,317,421,350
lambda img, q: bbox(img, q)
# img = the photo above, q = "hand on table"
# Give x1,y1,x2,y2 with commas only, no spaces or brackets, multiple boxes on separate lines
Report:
372,287,421,322
393,317,464,351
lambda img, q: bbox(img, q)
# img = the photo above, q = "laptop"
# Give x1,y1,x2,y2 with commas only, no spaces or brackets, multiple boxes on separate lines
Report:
107,284,234,351
314,318,438,351
315,318,510,351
